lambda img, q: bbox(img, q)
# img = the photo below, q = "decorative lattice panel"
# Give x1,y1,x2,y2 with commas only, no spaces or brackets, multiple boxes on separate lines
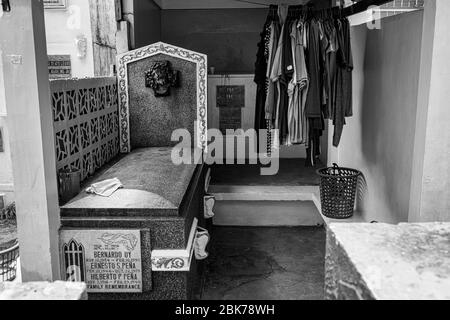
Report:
51,77,120,181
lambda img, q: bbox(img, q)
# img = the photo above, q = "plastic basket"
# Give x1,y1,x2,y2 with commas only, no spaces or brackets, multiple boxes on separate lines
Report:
0,241,19,282
317,164,361,219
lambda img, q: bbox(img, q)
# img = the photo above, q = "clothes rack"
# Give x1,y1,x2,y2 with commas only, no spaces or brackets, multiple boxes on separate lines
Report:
341,0,394,17
263,0,394,19
255,0,367,166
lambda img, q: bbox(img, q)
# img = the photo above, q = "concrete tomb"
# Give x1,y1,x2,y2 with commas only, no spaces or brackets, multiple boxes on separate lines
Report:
60,43,209,300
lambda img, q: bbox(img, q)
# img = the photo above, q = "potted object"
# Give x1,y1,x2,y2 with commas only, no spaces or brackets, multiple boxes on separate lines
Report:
0,240,19,282
317,164,361,219
58,168,81,205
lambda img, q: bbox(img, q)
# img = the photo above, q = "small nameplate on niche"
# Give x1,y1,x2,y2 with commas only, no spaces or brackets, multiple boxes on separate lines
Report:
44,0,67,9
217,85,245,109
217,85,245,134
48,55,71,79
60,229,143,293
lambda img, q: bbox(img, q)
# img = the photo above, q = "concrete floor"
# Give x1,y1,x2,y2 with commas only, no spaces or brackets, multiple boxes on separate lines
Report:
211,159,323,186
201,226,326,300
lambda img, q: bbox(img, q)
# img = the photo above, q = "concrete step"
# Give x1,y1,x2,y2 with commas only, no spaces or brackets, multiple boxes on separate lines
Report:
208,185,325,227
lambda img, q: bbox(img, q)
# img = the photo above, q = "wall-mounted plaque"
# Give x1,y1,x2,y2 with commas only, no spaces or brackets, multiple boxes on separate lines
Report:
48,55,71,79
44,0,67,9
217,85,245,109
217,86,245,134
60,229,143,293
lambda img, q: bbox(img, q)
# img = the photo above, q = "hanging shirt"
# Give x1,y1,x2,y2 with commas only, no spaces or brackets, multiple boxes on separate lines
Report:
269,5,290,146
342,18,353,118
292,21,309,88
254,21,272,131
265,22,280,121
333,18,353,147
325,19,339,121
288,20,309,145
305,19,322,119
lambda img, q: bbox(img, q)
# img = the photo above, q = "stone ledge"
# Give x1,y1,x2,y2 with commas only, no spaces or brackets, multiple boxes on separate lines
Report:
325,223,450,300
312,192,366,225
0,281,87,300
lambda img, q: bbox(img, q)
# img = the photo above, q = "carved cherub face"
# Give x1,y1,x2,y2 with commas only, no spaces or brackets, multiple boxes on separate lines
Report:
145,61,179,97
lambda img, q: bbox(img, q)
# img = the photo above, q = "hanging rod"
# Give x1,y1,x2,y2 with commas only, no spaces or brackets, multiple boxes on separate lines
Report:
341,0,396,17
232,0,271,7
265,0,396,18
305,0,396,18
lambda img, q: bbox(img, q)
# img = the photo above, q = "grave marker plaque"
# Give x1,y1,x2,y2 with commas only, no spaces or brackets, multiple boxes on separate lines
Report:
48,55,71,79
44,0,67,9
60,229,143,293
217,85,245,134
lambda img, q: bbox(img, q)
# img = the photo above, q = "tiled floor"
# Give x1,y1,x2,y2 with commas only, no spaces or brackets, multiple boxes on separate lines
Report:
211,159,323,186
201,226,326,300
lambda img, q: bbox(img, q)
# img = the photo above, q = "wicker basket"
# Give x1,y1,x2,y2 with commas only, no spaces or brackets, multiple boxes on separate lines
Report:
0,241,19,282
317,164,361,219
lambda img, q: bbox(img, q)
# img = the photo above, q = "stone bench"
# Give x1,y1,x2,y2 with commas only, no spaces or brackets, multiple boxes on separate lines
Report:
325,222,450,300
0,281,87,300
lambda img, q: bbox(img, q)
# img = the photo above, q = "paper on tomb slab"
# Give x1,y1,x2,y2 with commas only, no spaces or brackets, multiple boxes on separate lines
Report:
85,178,123,197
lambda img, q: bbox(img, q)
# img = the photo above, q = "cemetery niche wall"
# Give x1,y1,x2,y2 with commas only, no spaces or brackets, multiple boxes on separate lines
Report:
59,43,209,300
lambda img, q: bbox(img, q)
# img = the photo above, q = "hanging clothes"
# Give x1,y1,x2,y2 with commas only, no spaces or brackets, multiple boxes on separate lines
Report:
304,18,325,167
288,19,309,145
326,19,339,121
265,22,280,122
254,21,272,133
333,18,353,147
269,4,289,149
304,18,323,120
254,5,354,165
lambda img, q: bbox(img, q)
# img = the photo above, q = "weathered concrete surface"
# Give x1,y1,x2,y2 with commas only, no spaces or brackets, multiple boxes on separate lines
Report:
128,54,197,149
0,281,87,300
203,227,326,300
326,223,450,300
61,148,197,217
89,0,118,76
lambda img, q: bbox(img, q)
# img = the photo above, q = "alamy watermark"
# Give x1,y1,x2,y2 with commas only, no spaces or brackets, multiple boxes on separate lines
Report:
171,122,280,176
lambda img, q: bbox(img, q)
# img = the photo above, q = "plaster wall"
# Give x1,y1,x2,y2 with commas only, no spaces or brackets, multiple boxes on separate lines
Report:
330,11,424,223
409,0,450,222
0,117,14,206
161,9,266,74
0,51,14,206
159,1,332,73
44,0,95,78
134,0,161,48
